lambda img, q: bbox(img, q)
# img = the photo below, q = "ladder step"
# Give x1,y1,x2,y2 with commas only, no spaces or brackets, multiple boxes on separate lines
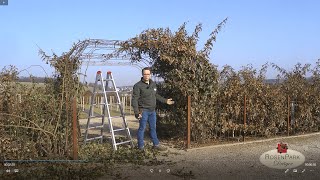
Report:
116,140,132,146
107,103,121,105
113,128,126,132
108,116,123,119
92,103,106,105
86,135,103,141
88,125,104,129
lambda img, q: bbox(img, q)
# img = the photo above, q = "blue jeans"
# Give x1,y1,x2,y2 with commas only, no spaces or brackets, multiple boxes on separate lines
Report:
137,109,159,148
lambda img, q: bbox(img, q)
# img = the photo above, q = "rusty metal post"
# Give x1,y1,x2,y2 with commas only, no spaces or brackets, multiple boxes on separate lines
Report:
243,94,246,142
287,96,290,136
72,98,78,160
187,96,191,149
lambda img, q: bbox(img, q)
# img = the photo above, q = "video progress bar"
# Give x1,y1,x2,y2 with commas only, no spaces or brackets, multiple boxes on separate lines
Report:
2,160,89,163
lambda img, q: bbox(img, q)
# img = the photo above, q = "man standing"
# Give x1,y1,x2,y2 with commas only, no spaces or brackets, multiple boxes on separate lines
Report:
132,67,174,151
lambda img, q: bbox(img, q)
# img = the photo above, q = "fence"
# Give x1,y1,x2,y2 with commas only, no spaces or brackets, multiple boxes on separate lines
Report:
184,94,320,148
78,94,134,116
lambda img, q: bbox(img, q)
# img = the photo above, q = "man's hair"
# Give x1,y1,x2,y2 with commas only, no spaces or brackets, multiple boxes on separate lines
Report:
142,67,152,75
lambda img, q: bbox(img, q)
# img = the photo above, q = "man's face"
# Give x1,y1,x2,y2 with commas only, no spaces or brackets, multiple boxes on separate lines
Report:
142,70,151,82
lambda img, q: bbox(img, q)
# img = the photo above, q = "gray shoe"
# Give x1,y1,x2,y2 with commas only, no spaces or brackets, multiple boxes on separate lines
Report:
153,144,167,151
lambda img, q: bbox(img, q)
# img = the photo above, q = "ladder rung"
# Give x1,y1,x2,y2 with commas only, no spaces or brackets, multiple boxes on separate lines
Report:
113,128,126,132
88,125,104,129
107,103,121,105
109,116,123,119
92,103,106,105
116,140,132,145
86,135,103,141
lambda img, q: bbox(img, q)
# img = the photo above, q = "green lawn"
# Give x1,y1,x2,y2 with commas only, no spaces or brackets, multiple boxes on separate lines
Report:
79,104,133,119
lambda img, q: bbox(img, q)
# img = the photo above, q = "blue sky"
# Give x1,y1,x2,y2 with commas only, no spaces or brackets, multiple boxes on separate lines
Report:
1,0,319,86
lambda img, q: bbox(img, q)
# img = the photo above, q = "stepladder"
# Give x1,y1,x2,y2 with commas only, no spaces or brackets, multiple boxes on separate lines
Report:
84,71,134,150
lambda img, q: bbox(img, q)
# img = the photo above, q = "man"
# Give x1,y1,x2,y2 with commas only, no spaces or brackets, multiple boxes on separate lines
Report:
132,67,174,151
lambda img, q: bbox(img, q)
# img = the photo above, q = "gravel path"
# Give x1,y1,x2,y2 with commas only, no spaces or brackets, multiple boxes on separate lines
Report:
170,133,320,180
81,116,320,180
102,133,320,180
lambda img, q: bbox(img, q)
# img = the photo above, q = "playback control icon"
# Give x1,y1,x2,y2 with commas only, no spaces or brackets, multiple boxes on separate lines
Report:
150,169,170,173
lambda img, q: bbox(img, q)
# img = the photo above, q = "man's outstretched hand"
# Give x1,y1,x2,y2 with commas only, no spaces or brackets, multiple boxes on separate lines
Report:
135,114,142,120
166,98,175,105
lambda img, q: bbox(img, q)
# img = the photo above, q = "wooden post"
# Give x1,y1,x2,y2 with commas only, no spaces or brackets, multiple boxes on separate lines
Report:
122,96,125,113
124,95,127,113
89,96,93,115
116,96,119,111
72,98,78,160
243,95,246,142
187,96,191,149
287,96,290,136
124,95,129,111
80,96,82,111
82,96,85,111
129,94,132,115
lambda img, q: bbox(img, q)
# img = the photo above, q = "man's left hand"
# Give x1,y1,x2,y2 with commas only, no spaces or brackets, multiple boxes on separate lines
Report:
166,98,175,105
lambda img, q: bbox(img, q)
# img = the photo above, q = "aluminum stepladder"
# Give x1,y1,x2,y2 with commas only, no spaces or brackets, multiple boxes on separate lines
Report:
84,71,134,150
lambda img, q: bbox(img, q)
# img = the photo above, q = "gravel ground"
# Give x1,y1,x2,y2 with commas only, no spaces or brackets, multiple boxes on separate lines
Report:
79,115,140,137
102,133,320,180
81,116,320,180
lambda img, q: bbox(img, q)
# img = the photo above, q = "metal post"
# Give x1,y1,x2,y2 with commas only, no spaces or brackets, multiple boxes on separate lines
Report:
122,96,125,113
125,95,128,113
129,94,132,114
187,96,191,149
243,94,246,142
82,96,85,111
125,95,127,114
72,98,78,160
